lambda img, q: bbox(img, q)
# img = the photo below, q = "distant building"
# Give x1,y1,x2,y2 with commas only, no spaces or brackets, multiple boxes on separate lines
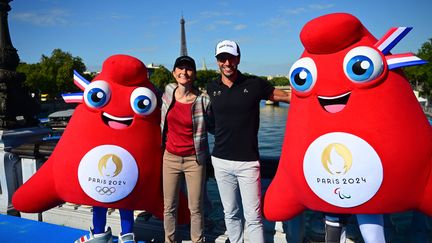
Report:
83,71,99,75
202,58,207,71
146,63,160,77
267,74,289,80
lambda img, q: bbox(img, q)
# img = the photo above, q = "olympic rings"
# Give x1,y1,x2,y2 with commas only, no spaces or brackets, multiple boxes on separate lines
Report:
95,186,116,195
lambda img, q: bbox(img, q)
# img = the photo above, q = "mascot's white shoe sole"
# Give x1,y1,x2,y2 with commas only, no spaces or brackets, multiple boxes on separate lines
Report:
118,232,135,243
74,227,113,243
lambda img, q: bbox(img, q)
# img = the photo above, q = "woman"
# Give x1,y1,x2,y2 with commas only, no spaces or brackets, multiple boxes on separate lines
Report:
161,55,212,243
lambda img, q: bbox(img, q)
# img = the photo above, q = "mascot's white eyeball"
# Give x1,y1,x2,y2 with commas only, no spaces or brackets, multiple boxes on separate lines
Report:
83,80,111,109
130,87,157,116
289,57,317,93
343,46,384,83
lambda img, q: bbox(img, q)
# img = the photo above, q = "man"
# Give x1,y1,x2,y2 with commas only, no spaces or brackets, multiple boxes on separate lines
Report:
207,40,290,243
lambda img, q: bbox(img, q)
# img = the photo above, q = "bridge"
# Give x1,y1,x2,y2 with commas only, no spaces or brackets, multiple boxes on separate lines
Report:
0,1,430,241
0,135,300,242
1,133,430,242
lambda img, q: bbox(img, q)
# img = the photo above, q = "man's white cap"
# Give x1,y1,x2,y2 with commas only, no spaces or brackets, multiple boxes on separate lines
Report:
215,40,240,57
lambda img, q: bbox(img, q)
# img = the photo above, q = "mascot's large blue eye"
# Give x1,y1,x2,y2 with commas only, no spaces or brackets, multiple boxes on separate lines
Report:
289,57,317,93
83,80,111,109
344,46,384,83
130,87,157,116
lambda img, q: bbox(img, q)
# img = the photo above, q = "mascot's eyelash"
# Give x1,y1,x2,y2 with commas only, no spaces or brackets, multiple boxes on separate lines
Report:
375,26,412,55
374,26,427,70
62,92,84,103
61,70,90,103
73,70,90,91
385,53,426,70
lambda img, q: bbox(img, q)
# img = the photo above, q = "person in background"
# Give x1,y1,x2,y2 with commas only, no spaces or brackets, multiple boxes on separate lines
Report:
161,55,212,243
206,40,291,243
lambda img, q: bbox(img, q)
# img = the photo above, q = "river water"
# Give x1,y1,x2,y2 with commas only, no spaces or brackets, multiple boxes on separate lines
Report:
257,102,289,157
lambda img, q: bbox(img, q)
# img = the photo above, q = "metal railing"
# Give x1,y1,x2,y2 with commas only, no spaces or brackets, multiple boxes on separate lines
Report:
0,138,293,242
2,138,430,242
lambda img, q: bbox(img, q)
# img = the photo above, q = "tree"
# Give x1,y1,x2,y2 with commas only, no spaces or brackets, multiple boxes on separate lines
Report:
17,62,46,95
149,68,217,91
270,76,290,86
403,38,432,98
196,70,219,88
17,49,86,99
149,65,174,91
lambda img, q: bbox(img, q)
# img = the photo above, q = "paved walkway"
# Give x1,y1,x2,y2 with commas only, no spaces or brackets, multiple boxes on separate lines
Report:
5,178,432,242
204,178,432,243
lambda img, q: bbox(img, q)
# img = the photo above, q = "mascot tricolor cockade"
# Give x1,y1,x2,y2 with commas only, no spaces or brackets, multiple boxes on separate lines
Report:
12,55,188,241
264,13,432,220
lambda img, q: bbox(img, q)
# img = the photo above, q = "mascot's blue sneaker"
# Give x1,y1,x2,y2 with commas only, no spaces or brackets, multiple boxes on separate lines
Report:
118,232,135,243
75,227,113,243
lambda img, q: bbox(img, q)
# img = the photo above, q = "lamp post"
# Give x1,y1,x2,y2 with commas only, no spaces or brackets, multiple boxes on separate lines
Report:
0,0,50,215
0,0,38,129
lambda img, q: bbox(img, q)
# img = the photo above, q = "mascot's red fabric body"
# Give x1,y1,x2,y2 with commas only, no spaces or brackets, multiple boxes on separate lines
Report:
264,13,432,220
12,55,188,222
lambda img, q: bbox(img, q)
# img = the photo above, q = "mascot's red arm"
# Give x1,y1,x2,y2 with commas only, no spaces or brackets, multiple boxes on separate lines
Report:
12,161,62,212
12,55,189,223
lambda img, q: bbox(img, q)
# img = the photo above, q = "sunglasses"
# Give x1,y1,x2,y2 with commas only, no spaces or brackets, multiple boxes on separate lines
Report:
216,54,237,62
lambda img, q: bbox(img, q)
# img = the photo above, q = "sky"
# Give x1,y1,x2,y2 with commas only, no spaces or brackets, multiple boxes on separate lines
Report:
7,0,432,77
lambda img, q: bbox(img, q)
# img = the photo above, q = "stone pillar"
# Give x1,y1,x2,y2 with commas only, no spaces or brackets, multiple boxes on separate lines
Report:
0,0,50,215
0,0,39,128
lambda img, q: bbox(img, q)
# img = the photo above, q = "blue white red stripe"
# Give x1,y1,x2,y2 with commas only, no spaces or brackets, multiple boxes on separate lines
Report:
79,235,87,242
62,92,83,103
73,70,90,91
375,27,412,55
78,234,92,242
386,53,428,70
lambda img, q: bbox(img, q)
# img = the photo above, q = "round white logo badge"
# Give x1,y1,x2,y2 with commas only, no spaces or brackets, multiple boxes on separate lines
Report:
78,145,138,203
303,132,383,208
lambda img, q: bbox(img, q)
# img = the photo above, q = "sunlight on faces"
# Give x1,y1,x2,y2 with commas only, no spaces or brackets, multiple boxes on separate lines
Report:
216,53,239,78
173,65,195,85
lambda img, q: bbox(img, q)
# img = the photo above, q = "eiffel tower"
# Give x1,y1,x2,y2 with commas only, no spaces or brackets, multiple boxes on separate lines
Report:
180,15,188,56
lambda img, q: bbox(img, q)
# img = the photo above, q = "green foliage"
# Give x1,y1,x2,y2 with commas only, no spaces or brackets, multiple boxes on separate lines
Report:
403,38,432,98
270,76,290,86
149,67,218,91
149,65,175,91
196,70,219,88
17,63,46,94
17,49,86,99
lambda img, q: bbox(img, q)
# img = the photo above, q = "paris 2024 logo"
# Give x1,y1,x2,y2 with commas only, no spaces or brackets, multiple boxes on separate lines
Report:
78,145,139,203
303,132,383,208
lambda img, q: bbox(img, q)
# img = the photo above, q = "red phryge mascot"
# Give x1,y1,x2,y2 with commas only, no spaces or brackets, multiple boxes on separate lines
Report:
264,13,431,242
12,55,188,243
